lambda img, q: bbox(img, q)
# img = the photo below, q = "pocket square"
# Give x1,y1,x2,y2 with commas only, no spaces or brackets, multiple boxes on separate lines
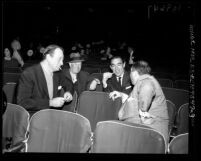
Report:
125,86,132,89
58,86,62,90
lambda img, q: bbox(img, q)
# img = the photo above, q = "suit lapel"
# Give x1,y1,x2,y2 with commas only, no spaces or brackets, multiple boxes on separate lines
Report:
112,75,122,90
38,64,49,99
53,73,59,98
122,72,129,88
64,69,72,80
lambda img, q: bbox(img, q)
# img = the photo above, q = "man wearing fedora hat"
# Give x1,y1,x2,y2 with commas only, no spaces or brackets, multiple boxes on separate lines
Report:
62,52,100,97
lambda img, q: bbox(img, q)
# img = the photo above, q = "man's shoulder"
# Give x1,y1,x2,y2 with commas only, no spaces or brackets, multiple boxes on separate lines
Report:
22,63,40,74
80,70,90,76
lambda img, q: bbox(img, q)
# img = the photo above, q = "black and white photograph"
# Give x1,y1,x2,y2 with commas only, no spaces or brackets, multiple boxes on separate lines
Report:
2,0,199,158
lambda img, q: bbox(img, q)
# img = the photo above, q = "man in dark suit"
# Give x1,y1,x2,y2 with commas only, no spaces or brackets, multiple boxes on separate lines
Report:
17,45,74,116
90,56,133,102
62,52,97,97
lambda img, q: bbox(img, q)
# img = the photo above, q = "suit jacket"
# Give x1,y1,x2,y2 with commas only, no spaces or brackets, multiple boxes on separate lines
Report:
17,64,74,114
62,68,93,96
104,71,133,95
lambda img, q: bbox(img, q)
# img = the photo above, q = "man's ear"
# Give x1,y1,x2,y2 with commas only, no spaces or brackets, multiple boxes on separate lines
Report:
110,65,113,71
123,62,126,68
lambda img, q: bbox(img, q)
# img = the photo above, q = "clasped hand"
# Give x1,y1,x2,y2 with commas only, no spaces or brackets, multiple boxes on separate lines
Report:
109,91,122,101
89,79,101,90
50,92,73,108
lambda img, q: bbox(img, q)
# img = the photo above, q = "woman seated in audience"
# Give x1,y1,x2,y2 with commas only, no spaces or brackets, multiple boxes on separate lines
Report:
3,47,20,68
24,45,38,64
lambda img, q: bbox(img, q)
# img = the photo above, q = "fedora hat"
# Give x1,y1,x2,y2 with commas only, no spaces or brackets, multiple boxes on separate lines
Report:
66,52,84,63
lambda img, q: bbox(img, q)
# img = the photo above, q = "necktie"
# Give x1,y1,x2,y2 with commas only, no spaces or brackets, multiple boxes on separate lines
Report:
117,76,121,87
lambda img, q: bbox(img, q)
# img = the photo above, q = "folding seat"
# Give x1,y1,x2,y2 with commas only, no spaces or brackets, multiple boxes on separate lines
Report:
2,103,30,152
101,67,111,73
3,72,21,84
152,72,174,80
89,73,103,91
174,80,189,91
168,133,188,154
157,78,173,88
3,82,18,103
82,66,101,74
92,120,166,153
174,103,189,135
77,91,122,132
25,109,92,152
162,87,189,112
166,100,176,134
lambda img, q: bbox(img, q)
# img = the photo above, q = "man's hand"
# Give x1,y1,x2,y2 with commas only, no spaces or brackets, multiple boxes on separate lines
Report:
103,72,113,81
63,92,73,102
102,72,113,88
49,97,66,107
139,109,155,125
109,91,122,101
89,79,100,90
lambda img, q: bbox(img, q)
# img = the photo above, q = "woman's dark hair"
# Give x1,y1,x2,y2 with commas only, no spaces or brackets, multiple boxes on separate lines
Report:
2,90,7,115
131,60,151,75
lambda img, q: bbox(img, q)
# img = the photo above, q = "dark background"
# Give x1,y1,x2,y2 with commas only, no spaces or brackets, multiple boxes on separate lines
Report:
2,0,195,73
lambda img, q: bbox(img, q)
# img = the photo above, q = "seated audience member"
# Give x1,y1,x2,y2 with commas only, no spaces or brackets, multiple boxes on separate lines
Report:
90,56,133,98
109,60,169,146
3,47,20,68
11,39,24,67
62,52,99,97
17,44,74,115
24,48,38,63
23,42,37,63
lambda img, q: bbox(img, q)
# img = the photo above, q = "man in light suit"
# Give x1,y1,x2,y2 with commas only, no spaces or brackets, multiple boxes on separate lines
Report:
17,45,74,116
109,60,169,149
90,56,133,101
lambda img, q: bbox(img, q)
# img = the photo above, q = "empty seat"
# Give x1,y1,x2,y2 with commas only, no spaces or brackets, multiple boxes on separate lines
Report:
77,91,122,132
92,120,166,153
174,103,189,135
25,109,92,152
3,82,18,103
2,103,30,151
174,80,189,91
158,78,173,88
162,87,189,112
82,66,101,74
152,72,174,80
168,133,188,154
166,100,176,134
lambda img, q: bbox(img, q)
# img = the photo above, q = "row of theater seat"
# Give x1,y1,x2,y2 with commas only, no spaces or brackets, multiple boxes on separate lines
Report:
3,102,188,153
3,81,189,135
3,71,189,93
3,65,189,88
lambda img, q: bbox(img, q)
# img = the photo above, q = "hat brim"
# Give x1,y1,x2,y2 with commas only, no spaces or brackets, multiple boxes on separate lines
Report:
67,59,85,63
